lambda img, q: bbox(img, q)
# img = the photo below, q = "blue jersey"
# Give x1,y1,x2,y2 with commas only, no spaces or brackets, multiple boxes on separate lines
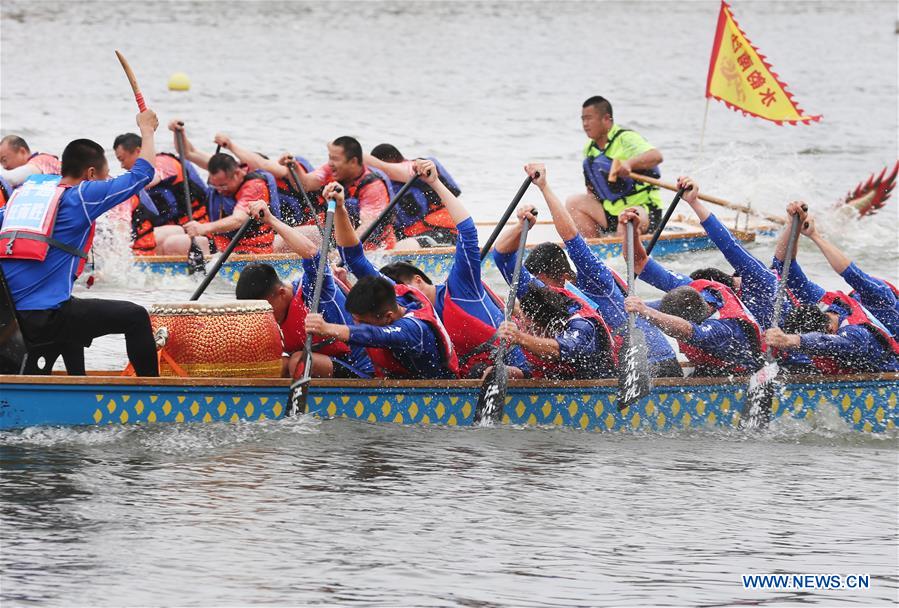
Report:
493,248,613,377
700,213,794,330
297,253,373,376
435,218,528,371
688,318,757,369
843,263,899,336
800,325,899,372
340,243,448,378
564,234,676,365
1,158,154,310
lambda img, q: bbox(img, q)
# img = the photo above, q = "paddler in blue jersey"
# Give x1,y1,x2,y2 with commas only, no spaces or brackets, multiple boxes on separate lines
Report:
565,96,664,238
364,143,461,248
234,200,373,381
377,159,529,379
522,162,682,378
770,203,899,338
304,181,459,379
617,211,766,376
0,110,161,376
492,207,619,380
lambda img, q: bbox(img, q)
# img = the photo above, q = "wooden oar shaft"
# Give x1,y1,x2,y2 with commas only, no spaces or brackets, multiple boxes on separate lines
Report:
771,214,803,331
630,173,786,225
480,175,534,260
189,216,255,301
114,50,146,112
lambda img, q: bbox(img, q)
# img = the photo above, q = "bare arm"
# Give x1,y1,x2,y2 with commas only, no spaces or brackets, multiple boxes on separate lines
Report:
169,120,210,169
625,296,694,341
215,134,288,179
524,163,577,241
774,202,808,262
515,332,561,359
806,217,850,274
363,154,413,183
678,176,710,222
628,148,663,172
248,200,318,257
136,110,157,167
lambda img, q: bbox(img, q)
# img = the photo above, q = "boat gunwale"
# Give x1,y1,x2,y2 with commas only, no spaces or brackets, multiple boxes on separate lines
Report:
1,372,894,389
131,228,756,265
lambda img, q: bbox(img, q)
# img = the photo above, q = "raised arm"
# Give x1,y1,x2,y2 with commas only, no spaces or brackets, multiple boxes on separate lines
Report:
363,154,414,183
415,159,469,225
525,162,577,241
168,120,211,169
803,214,851,274
214,133,289,180
248,200,318,257
679,176,711,222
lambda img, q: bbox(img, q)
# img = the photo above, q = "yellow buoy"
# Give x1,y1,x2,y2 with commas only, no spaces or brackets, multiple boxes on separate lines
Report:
167,72,190,91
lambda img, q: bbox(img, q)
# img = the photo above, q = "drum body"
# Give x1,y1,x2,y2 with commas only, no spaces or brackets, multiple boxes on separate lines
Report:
149,300,282,377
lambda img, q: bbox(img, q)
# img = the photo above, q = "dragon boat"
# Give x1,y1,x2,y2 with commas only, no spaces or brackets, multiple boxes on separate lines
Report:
1,372,896,434
130,221,758,283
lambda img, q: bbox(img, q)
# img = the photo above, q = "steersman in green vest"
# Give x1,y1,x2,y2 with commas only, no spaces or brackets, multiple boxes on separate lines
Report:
565,96,664,238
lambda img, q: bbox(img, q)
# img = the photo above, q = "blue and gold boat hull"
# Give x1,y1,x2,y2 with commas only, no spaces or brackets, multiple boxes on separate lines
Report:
1,373,895,433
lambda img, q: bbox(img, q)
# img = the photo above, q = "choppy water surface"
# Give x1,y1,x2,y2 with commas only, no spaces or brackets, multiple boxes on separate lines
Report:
2,0,898,605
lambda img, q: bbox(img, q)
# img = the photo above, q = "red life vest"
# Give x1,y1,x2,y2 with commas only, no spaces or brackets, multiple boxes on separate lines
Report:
280,283,352,358
523,285,618,379
28,152,61,176
440,282,506,377
676,279,766,373
0,176,94,277
811,290,899,374
344,167,396,250
366,284,459,378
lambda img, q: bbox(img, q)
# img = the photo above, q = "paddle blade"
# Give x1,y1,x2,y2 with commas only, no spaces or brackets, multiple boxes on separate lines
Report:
187,240,206,275
287,377,310,418
616,327,652,411
742,361,779,429
474,364,508,425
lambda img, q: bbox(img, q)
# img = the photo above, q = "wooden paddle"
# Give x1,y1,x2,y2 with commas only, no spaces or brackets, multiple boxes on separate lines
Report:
285,158,324,233
474,211,536,425
645,186,687,256
617,219,652,410
625,170,786,226
741,212,803,428
173,125,206,275
287,196,339,416
189,213,259,301
114,50,146,112
479,175,535,260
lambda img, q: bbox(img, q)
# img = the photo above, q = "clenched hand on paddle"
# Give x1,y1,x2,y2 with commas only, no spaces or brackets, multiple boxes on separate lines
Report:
741,203,805,428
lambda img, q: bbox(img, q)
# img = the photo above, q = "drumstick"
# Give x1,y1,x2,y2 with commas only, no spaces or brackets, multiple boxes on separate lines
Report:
115,50,147,111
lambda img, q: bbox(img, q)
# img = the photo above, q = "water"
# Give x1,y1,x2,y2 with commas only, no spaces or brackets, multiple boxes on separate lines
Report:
2,1,898,605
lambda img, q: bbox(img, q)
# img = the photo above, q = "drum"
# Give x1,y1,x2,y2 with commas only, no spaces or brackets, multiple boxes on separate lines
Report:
149,300,283,377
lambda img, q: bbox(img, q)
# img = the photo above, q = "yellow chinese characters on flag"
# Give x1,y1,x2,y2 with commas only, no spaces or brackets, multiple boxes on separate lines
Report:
706,1,821,125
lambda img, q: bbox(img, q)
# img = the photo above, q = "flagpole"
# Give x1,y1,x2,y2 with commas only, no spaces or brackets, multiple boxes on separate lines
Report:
696,97,711,164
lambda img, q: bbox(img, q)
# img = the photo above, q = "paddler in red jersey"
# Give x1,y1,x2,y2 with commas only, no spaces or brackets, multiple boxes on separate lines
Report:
212,132,322,232
112,132,211,256
284,136,394,250
0,110,162,376
0,135,61,204
164,121,282,255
